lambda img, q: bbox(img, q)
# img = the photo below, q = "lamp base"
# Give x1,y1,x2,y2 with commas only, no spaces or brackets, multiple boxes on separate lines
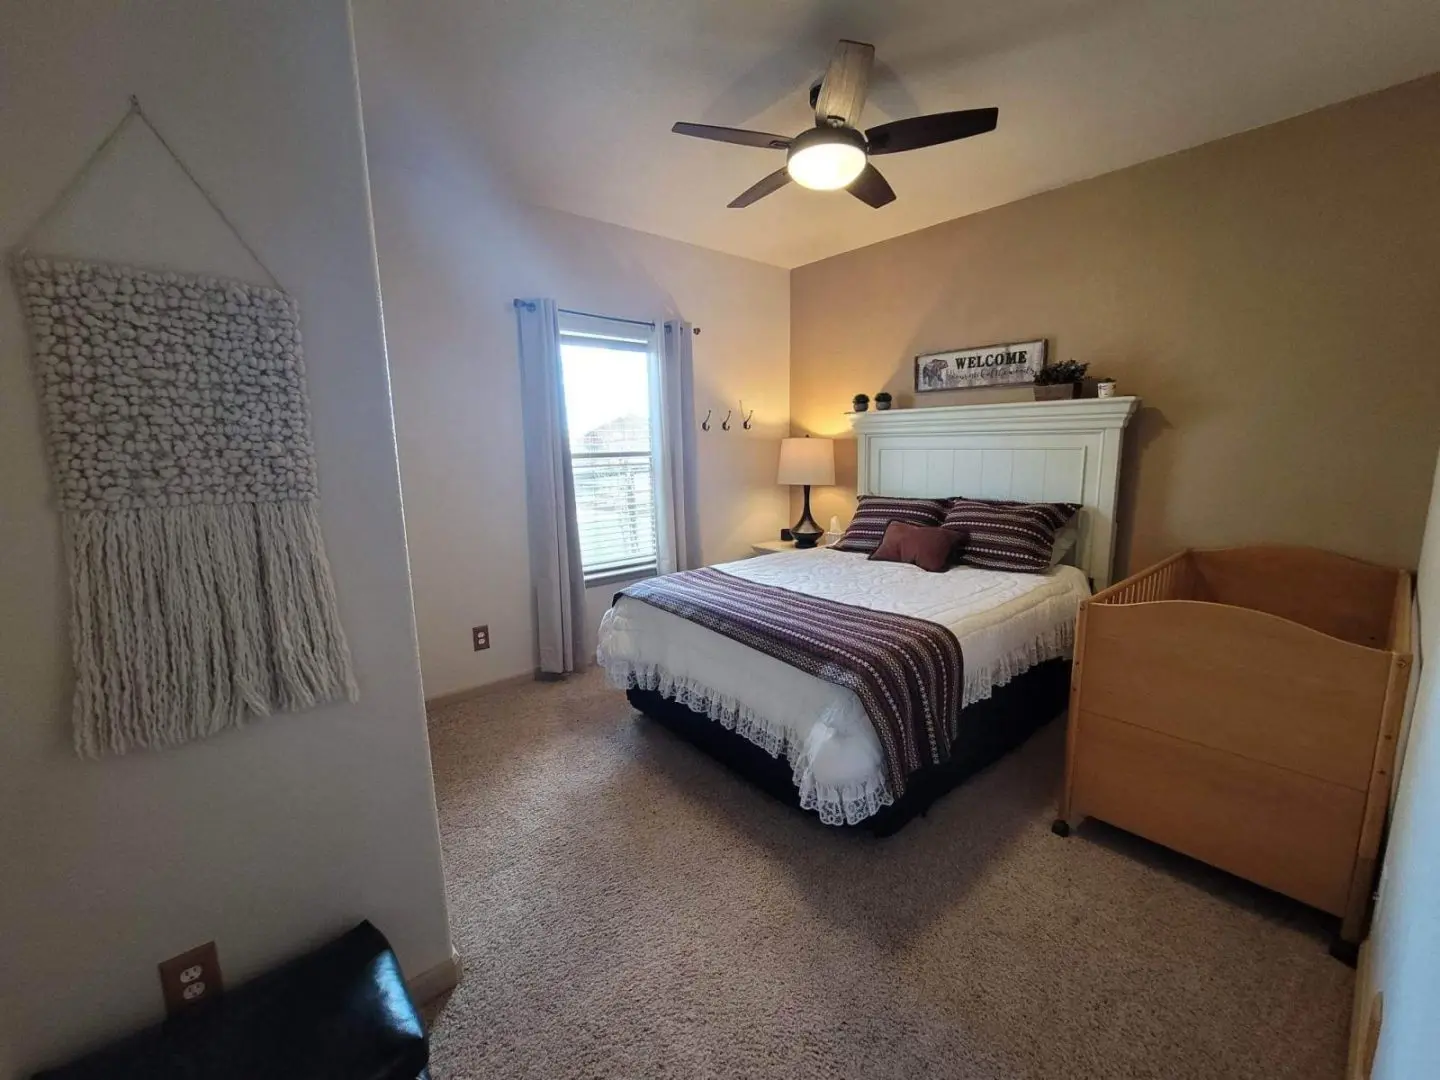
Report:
791,484,822,549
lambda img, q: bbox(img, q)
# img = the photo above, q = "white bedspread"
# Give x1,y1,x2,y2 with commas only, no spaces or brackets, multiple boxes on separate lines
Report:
597,548,1089,825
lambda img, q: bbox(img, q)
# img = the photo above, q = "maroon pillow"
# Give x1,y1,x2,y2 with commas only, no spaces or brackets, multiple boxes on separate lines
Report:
832,496,950,554
942,498,1080,573
868,521,964,573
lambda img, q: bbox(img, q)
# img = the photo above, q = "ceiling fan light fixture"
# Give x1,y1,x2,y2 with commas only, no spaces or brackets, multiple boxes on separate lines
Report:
786,127,867,191
672,39,999,211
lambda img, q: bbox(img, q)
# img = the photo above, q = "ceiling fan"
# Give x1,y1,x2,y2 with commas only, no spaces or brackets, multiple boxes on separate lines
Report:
671,40,998,209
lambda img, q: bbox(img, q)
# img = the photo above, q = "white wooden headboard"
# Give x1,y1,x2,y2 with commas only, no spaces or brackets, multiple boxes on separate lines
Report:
849,397,1140,589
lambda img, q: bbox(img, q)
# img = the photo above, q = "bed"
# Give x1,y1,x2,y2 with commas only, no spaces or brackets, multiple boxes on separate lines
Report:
598,397,1141,831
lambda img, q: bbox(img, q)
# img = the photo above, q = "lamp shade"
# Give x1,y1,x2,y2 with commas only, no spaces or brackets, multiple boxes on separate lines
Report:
777,437,835,487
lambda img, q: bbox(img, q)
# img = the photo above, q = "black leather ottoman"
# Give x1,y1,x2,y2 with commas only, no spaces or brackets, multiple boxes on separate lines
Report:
33,921,430,1080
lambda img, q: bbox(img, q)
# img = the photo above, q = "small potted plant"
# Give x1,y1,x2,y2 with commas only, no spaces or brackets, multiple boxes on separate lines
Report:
852,393,870,413
874,391,893,411
1033,359,1088,401
1094,376,1117,398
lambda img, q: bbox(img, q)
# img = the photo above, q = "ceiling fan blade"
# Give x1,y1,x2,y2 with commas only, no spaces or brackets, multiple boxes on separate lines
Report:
866,107,999,155
728,168,792,209
814,39,874,128
848,163,896,209
672,122,791,150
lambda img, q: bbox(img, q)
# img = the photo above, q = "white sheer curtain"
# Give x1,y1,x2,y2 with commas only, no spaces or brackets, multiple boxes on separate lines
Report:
654,320,700,573
514,298,587,675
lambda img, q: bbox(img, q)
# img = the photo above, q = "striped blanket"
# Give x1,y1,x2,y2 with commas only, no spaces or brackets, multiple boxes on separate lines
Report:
622,568,964,797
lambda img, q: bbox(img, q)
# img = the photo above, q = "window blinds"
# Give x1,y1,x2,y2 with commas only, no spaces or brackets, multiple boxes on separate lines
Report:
558,312,660,580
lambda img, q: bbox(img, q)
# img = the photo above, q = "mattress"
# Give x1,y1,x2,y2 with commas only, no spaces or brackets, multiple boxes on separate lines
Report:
597,548,1089,824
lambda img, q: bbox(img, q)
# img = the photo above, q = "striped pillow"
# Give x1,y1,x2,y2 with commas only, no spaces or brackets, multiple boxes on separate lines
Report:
943,498,1081,573
833,496,950,554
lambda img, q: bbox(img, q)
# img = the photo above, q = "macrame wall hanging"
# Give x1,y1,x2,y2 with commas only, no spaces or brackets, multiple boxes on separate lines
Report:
13,97,356,756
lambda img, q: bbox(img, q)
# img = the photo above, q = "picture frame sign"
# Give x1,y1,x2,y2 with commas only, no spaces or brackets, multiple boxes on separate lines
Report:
915,339,1047,392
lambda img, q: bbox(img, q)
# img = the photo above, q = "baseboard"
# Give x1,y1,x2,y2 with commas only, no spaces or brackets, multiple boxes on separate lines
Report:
407,946,462,1005
424,671,538,713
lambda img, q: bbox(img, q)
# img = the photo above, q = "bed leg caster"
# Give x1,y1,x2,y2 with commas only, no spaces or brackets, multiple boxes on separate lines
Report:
1329,936,1359,967
1050,819,1071,837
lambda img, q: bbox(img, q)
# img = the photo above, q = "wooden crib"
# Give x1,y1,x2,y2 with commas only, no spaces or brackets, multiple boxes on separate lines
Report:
1055,545,1413,954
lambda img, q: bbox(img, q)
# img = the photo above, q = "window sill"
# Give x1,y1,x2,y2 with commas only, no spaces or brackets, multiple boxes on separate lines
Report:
584,564,658,589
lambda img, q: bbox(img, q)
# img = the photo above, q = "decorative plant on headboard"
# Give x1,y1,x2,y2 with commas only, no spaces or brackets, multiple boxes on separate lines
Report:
1033,359,1088,400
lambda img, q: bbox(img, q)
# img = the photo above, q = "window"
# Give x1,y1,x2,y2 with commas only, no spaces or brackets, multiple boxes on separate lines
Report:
559,311,660,583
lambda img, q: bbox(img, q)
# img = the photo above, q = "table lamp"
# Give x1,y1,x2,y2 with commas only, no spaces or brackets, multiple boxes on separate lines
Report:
777,436,835,548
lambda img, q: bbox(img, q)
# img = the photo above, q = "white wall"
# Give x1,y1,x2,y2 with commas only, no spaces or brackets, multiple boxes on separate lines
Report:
0,3,451,1075
1361,446,1440,1079
354,8,792,698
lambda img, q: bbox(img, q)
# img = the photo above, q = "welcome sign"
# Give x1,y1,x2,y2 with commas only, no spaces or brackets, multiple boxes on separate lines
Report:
915,339,1047,392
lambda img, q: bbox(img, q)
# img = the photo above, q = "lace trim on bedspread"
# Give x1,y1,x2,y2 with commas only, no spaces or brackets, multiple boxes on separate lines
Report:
602,658,894,826
602,617,1074,827
961,607,1076,708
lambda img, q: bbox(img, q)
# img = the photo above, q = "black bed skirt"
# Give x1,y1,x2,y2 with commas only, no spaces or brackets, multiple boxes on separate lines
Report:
626,657,1071,836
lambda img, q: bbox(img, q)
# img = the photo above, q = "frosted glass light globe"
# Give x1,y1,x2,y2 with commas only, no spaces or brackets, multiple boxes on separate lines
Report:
786,129,867,191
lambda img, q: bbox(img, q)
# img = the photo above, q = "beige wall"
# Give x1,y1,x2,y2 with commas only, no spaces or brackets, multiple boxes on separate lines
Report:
355,9,791,698
0,2,452,1075
791,75,1440,575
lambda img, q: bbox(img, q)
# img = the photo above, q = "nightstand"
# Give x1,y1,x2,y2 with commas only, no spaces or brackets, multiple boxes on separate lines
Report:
750,539,795,556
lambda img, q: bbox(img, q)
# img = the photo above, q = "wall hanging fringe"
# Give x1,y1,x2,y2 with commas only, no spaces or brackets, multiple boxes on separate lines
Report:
13,117,356,753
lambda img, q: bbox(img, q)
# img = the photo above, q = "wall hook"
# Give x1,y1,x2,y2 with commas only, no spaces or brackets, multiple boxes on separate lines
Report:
741,400,755,430
701,408,712,432
721,409,733,431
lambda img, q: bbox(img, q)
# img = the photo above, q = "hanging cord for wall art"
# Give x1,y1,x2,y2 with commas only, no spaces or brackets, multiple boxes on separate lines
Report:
11,95,281,287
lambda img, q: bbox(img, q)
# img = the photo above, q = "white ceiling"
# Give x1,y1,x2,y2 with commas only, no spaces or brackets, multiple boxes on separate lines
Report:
357,0,1440,269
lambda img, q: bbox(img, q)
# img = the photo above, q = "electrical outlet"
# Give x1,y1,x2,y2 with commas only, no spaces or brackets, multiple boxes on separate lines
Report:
472,624,490,651
158,941,222,1017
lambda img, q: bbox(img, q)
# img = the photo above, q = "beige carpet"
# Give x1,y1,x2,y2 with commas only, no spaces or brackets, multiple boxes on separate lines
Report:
423,670,1352,1079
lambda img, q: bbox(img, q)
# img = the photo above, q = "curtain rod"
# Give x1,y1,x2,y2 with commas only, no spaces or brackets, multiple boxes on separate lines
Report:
559,306,654,329
513,299,699,334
